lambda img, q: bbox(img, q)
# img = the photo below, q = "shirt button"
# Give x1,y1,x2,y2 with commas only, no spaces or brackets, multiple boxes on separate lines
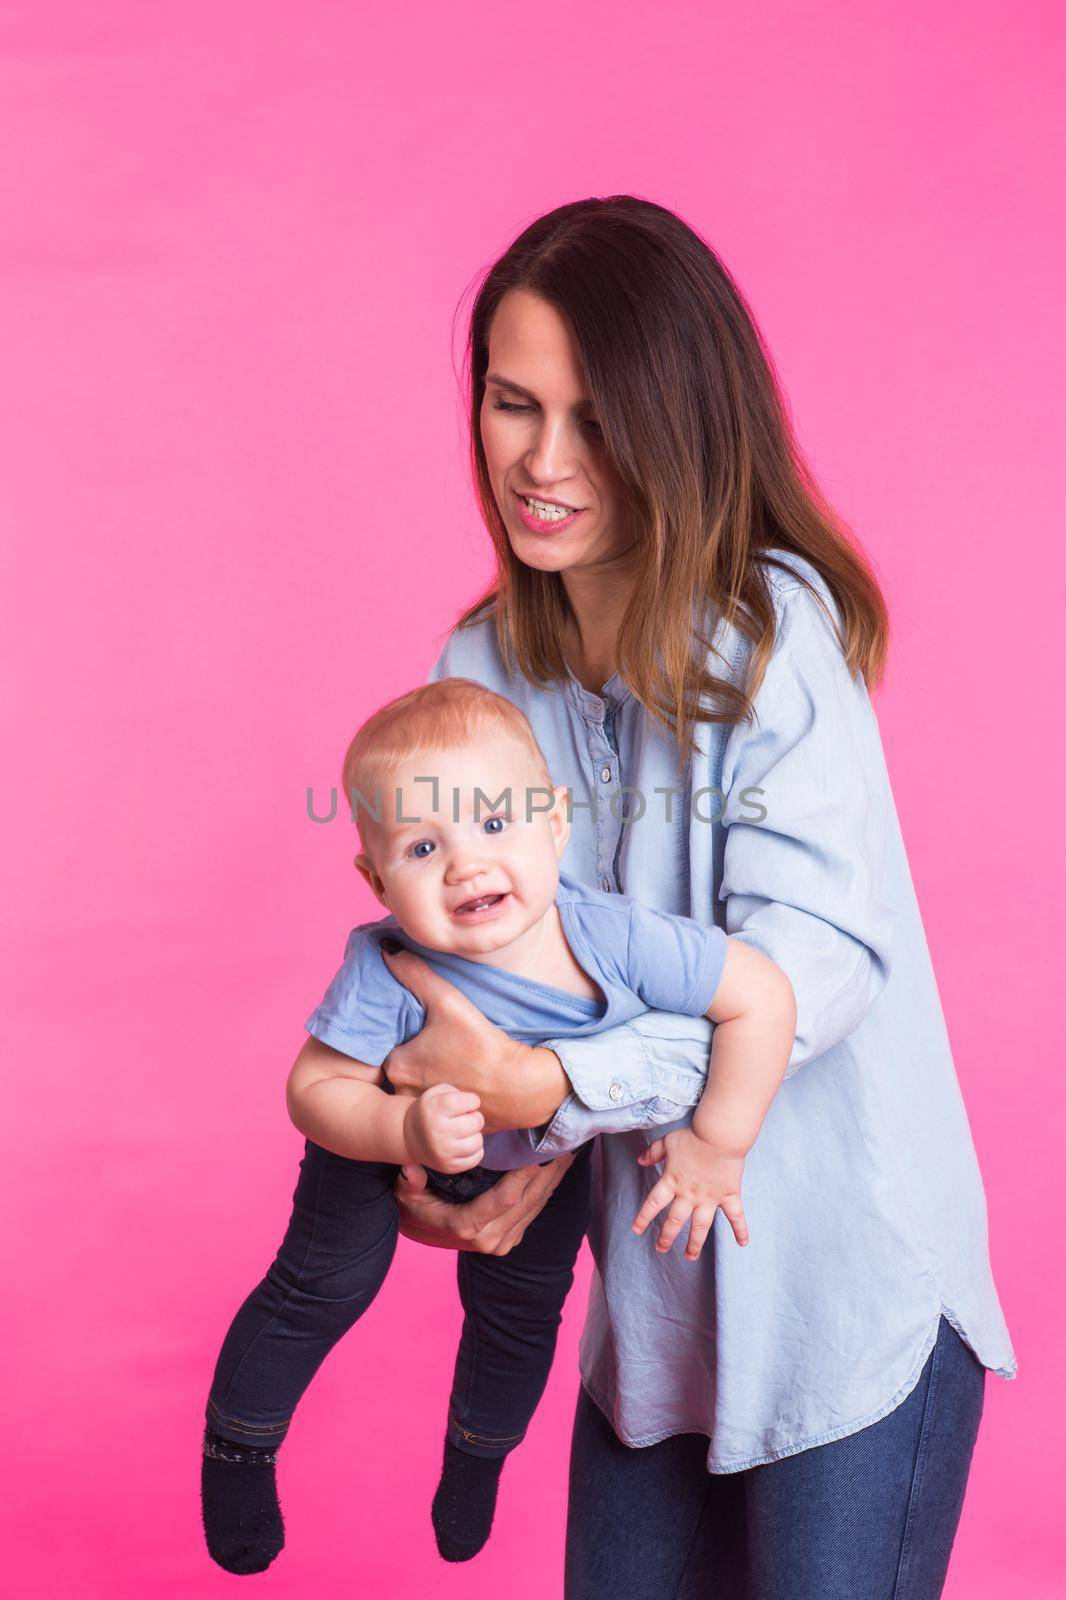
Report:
602,876,611,892
601,764,612,782
608,1082,624,1103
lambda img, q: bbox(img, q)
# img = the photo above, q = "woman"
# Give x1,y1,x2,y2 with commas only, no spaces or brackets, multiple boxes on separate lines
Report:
381,196,1016,1598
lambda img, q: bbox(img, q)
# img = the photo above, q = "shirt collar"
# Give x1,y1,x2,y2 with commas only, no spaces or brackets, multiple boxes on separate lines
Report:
563,663,632,718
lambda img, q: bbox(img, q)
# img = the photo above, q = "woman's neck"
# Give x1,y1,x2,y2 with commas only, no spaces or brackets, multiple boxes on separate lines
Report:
564,634,615,696
561,557,639,695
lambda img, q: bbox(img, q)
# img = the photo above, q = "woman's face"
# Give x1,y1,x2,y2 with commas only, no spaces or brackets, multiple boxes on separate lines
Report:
480,288,634,578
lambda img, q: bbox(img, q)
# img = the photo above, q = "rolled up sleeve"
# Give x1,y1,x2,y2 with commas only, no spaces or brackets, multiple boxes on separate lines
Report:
526,1011,715,1156
718,578,895,1078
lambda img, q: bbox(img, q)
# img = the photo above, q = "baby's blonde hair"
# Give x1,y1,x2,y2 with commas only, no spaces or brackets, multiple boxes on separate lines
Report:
342,677,555,850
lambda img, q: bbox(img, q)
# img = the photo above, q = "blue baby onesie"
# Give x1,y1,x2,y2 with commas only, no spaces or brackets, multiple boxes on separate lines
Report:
304,867,729,1171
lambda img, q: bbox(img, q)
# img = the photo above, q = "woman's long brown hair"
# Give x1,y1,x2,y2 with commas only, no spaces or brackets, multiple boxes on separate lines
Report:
451,196,890,760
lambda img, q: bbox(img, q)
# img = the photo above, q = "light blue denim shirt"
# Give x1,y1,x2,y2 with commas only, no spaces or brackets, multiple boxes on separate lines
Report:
427,547,1016,1472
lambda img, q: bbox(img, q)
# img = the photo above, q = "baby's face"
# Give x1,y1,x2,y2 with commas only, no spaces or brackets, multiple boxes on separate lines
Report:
353,735,570,957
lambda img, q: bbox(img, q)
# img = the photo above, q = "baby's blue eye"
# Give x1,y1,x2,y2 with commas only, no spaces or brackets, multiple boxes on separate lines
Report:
411,840,434,859
483,816,507,834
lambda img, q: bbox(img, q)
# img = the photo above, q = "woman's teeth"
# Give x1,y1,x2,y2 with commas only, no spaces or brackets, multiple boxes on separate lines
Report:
522,495,577,523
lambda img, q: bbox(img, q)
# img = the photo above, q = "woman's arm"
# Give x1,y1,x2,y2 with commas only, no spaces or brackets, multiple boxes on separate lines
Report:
379,944,572,1130
715,576,895,1076
525,577,898,1155
380,958,714,1154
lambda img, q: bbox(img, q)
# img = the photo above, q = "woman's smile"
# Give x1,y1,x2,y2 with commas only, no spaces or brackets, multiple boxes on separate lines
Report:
513,490,587,535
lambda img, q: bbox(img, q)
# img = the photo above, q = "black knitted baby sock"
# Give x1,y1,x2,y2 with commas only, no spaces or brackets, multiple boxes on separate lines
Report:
431,1437,506,1561
200,1427,285,1575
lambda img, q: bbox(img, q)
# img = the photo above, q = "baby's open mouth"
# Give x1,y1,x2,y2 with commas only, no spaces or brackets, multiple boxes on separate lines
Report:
454,892,507,916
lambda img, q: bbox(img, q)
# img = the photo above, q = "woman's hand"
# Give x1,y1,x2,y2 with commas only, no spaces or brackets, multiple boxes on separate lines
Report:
380,943,571,1132
394,1154,575,1255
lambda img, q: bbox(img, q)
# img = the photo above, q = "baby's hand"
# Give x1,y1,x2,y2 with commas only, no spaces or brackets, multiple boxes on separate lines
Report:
632,1128,749,1259
403,1084,485,1173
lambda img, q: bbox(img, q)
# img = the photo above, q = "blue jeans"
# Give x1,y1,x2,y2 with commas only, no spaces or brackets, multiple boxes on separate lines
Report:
564,1315,985,1600
205,1137,592,1457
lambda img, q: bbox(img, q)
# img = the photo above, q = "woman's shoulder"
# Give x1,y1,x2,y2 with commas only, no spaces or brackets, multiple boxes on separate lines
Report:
759,545,836,604
705,547,845,675
714,550,841,654
426,607,512,693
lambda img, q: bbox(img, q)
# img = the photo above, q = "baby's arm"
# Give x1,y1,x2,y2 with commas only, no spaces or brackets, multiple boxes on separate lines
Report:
631,939,796,1259
286,1035,485,1172
690,939,796,1157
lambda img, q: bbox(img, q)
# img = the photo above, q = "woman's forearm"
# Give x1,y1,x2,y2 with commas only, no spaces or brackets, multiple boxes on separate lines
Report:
382,1020,572,1133
530,1013,714,1155
477,1044,571,1132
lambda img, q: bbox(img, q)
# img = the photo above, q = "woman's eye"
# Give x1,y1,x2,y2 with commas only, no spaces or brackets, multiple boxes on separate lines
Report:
410,840,434,859
483,816,507,834
493,399,601,435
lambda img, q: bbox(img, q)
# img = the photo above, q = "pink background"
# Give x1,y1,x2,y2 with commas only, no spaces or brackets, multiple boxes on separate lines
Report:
2,3,1062,1595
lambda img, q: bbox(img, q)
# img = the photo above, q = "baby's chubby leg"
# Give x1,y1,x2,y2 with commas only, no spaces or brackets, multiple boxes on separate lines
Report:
201,1140,399,1574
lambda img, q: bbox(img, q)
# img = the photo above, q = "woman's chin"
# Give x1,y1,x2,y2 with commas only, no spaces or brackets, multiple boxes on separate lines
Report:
508,530,586,572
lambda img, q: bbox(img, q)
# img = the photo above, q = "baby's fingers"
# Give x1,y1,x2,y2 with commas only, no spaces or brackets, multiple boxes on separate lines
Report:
446,1110,485,1139
655,1198,694,1255
436,1088,482,1118
719,1193,749,1248
631,1178,674,1236
637,1138,667,1167
449,1135,486,1171
684,1205,717,1261
450,1130,485,1156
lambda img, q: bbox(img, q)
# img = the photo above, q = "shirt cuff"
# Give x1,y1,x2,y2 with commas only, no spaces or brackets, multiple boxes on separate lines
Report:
527,1015,713,1156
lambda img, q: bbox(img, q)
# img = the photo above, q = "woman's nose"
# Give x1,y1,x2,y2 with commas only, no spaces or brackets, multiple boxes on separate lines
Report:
526,415,582,480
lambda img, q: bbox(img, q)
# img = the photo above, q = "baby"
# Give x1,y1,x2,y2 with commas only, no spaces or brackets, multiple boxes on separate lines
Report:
200,677,796,1575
